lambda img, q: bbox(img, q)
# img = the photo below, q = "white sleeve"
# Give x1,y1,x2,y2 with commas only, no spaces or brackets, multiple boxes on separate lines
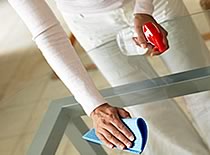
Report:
134,0,154,15
8,0,107,116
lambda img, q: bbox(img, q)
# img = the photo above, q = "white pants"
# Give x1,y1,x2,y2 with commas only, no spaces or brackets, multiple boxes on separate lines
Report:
61,0,210,154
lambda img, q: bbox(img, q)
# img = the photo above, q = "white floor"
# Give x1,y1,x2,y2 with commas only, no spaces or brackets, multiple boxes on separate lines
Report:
0,0,210,155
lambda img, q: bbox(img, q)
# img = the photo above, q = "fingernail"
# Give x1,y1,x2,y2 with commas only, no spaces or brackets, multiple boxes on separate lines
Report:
109,144,113,149
129,136,135,141
141,43,147,49
119,145,124,150
126,142,132,148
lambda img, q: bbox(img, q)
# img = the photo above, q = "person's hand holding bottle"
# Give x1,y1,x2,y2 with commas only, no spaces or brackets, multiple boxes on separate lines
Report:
134,14,169,56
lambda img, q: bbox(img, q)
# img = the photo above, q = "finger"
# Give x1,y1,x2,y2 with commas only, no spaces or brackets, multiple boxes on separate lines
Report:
132,37,140,46
134,25,147,48
150,47,162,56
150,51,161,57
110,116,134,142
133,37,148,50
97,132,114,149
103,124,132,148
146,49,153,57
100,128,127,150
118,108,131,118
145,44,155,56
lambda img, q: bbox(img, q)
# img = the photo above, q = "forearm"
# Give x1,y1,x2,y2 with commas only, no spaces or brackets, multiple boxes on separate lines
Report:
134,0,154,15
36,24,107,116
8,0,107,115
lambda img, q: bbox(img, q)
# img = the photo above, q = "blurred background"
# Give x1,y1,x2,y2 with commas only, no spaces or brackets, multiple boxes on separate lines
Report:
1,0,210,155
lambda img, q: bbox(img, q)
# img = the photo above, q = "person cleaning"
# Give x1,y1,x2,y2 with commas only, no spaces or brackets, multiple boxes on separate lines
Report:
8,0,210,154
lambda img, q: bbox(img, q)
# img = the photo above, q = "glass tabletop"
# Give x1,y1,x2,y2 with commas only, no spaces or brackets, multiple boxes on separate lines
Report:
55,95,209,155
26,10,210,155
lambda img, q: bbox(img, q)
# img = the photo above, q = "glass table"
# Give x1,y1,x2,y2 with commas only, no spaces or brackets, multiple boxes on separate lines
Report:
26,11,210,155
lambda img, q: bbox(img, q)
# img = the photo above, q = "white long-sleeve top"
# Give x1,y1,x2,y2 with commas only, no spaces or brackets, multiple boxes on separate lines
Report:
8,0,156,116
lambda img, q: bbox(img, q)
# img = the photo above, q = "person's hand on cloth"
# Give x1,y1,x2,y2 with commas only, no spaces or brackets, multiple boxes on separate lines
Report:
133,13,169,56
90,103,135,150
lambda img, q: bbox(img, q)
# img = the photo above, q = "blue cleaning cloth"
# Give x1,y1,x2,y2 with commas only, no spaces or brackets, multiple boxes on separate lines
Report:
83,118,148,154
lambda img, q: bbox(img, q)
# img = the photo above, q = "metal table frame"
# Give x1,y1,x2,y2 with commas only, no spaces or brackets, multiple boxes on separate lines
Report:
27,66,210,155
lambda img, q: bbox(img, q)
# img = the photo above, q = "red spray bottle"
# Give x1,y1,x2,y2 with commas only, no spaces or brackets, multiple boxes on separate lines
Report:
143,22,167,53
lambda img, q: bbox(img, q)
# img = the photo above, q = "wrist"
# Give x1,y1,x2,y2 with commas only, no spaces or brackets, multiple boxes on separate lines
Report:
90,103,109,117
134,13,153,17
134,13,155,21
134,14,157,26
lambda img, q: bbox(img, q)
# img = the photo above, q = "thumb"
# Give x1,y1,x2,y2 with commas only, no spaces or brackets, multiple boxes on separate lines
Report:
134,25,147,49
118,108,131,118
